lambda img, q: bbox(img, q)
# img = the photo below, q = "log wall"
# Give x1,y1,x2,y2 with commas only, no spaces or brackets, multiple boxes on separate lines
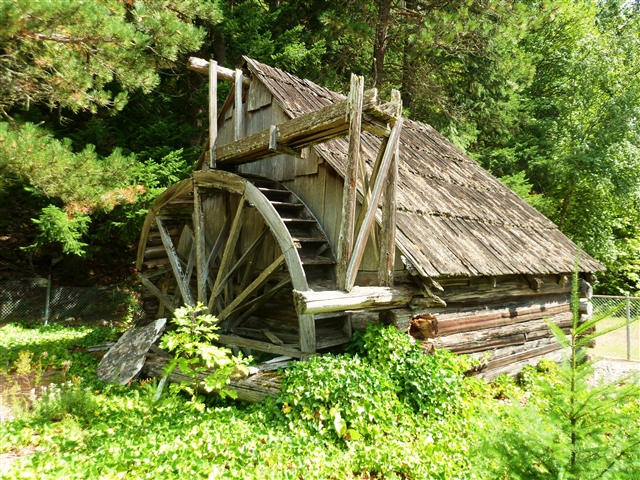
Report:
351,273,584,380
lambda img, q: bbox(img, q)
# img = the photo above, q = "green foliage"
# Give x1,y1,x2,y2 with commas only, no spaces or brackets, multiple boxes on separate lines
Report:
475,265,640,478
278,354,405,441
31,378,98,423
357,323,466,417
0,0,219,113
159,303,250,402
0,323,117,376
27,205,90,256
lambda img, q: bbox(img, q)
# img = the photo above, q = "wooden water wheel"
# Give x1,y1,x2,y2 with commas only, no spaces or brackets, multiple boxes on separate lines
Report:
136,170,348,357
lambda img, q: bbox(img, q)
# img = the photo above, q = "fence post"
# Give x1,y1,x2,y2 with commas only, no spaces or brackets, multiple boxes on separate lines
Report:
44,275,51,326
626,294,631,360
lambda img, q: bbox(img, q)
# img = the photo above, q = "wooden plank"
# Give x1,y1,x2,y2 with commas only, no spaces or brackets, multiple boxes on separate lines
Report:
215,88,380,167
216,334,303,358
293,285,414,315
209,60,218,168
235,69,244,141
227,277,292,329
143,356,283,402
247,77,272,111
218,254,285,321
345,117,404,290
378,129,399,286
136,273,175,314
193,185,208,303
209,196,247,312
298,314,316,354
336,74,364,290
156,216,194,306
188,57,251,86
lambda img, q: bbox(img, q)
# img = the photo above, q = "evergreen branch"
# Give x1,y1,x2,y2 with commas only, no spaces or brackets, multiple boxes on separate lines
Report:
590,438,640,480
25,32,119,45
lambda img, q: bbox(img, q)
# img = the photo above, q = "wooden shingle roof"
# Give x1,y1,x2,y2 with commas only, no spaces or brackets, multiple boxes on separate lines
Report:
245,57,603,277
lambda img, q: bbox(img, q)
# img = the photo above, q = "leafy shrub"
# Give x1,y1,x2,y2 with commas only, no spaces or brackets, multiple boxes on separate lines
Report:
278,354,406,440
356,323,466,417
159,303,250,402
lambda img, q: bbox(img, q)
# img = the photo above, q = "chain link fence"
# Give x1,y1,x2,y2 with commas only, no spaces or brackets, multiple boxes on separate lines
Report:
591,295,640,361
0,278,143,326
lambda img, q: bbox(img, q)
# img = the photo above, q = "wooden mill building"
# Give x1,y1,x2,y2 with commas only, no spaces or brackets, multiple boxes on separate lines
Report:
137,57,603,380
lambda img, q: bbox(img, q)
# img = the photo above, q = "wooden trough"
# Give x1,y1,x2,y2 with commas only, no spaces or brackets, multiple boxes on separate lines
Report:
136,56,603,383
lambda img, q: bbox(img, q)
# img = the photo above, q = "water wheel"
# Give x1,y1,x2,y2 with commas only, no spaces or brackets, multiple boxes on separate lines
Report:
136,170,347,357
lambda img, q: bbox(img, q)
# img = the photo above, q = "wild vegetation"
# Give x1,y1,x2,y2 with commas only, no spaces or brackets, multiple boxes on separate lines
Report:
1,0,640,292
2,284,639,479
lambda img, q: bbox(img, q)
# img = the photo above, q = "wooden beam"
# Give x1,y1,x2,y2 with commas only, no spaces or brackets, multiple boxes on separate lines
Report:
193,185,207,303
216,334,304,358
217,254,285,321
227,277,292,329
336,74,364,290
293,286,414,315
137,273,175,314
209,60,218,169
378,110,400,286
269,125,303,158
234,68,244,141
188,57,251,87
345,117,404,291
215,88,380,167
156,217,194,306
214,228,269,298
209,197,247,312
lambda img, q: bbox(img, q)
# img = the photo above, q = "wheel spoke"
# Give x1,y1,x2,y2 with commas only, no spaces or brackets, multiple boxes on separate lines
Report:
217,254,285,322
156,216,194,306
209,196,247,312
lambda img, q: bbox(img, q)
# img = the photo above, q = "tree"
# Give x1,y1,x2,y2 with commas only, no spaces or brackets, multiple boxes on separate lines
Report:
0,0,219,258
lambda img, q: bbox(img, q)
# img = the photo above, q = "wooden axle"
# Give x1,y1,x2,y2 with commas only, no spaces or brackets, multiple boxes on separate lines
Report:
188,57,251,87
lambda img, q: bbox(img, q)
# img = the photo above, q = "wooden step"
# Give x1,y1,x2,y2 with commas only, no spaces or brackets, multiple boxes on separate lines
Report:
292,236,327,243
281,218,317,224
299,255,336,265
258,187,290,197
144,246,167,259
270,201,305,209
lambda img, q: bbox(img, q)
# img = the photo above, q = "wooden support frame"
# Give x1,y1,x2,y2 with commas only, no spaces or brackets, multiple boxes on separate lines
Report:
155,216,194,306
378,93,400,286
209,197,247,311
234,68,244,141
209,60,218,169
345,116,404,291
336,74,365,290
193,184,208,303
218,254,285,321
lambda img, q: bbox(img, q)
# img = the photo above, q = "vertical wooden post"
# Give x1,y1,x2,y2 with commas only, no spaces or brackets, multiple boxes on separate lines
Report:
193,184,208,304
378,129,399,285
234,68,244,141
336,74,364,290
345,117,404,291
379,90,401,286
209,60,217,169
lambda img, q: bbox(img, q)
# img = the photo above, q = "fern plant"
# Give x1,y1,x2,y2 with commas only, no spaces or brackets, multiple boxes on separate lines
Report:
476,264,640,479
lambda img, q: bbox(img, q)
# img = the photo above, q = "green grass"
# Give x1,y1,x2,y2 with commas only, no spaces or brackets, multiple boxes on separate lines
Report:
591,316,640,361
